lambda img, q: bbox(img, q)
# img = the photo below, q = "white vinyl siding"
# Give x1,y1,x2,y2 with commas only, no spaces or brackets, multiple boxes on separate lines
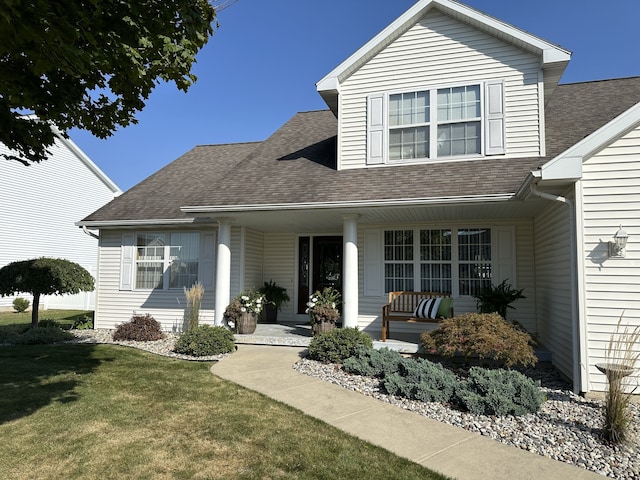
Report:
533,196,575,381
0,138,118,309
243,228,265,292
98,229,216,331
580,125,640,392
262,232,297,323
342,10,541,169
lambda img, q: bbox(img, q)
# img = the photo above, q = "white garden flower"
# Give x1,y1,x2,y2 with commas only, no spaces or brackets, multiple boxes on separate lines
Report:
241,307,247,312
241,295,249,301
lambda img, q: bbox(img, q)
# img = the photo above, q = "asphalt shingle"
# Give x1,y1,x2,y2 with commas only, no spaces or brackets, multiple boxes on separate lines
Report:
82,77,640,223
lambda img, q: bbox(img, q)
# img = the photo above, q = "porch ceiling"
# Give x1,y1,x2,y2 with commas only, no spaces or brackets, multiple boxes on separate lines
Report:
189,197,551,233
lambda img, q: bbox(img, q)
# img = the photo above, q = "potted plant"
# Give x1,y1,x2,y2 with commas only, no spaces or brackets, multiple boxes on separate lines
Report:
259,280,290,323
224,290,265,334
472,279,525,320
306,287,341,335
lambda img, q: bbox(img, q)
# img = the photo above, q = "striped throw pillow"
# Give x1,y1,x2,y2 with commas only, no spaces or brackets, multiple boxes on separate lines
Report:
413,298,442,319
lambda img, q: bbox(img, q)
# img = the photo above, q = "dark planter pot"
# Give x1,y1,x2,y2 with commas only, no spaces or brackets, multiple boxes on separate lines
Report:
236,312,257,334
263,304,278,324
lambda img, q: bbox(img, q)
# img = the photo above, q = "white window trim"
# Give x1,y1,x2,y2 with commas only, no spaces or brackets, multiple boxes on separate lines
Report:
121,231,206,292
383,226,499,297
367,80,505,166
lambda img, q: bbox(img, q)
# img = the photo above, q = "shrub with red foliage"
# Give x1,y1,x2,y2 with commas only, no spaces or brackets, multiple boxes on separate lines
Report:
112,314,165,342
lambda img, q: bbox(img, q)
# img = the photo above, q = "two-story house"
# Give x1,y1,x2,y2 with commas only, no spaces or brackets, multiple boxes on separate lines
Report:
79,0,640,394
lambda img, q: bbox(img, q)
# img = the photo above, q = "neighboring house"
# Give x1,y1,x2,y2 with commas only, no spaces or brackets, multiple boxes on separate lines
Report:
1,129,121,310
79,0,640,394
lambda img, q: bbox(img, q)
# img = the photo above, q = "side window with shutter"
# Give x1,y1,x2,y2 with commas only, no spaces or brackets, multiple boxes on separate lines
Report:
367,93,386,165
120,233,135,291
485,80,505,155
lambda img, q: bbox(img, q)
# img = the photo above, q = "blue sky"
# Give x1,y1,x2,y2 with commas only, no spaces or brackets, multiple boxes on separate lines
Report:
70,0,640,192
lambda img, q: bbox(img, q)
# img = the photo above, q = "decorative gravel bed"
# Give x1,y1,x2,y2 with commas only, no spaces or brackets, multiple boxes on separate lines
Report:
294,357,640,479
68,328,229,362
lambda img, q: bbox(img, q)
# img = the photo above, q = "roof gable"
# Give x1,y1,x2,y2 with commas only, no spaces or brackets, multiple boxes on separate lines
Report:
316,0,571,114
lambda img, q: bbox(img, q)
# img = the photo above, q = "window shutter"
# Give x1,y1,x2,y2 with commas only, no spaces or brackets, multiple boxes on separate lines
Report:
200,232,216,292
485,80,505,155
367,93,386,165
364,229,382,296
120,233,135,291
494,226,516,286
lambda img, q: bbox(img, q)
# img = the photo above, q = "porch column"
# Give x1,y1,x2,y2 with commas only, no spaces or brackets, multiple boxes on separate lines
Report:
343,214,359,329
214,218,232,326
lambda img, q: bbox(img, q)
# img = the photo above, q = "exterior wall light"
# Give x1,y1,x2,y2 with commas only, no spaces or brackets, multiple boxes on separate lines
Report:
609,225,629,258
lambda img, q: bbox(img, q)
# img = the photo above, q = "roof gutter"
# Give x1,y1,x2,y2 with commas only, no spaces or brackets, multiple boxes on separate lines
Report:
181,193,514,215
76,218,214,229
81,225,99,240
529,181,584,394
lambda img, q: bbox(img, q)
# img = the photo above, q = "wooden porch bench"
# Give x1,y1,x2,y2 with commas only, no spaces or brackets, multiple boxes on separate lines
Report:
381,291,453,342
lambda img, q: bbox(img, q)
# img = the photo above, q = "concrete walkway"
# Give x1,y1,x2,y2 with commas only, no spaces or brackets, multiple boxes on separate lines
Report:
211,344,602,480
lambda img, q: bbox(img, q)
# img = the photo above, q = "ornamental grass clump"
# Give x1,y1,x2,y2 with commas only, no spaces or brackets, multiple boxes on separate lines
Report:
183,282,204,331
112,314,165,342
602,314,640,444
420,312,537,368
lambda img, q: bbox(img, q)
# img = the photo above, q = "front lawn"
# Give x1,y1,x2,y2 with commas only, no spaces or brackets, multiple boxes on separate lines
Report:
0,309,92,328
0,344,450,480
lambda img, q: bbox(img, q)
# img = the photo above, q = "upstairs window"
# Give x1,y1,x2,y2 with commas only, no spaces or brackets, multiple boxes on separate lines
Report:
437,85,481,157
367,81,504,165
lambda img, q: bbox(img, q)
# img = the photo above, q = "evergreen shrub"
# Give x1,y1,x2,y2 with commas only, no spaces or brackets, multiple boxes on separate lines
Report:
382,357,458,403
12,297,30,313
15,326,74,345
173,325,235,356
342,347,404,378
308,327,373,363
455,367,544,416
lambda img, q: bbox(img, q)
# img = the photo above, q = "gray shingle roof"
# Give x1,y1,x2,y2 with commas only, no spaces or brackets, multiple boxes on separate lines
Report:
82,77,640,223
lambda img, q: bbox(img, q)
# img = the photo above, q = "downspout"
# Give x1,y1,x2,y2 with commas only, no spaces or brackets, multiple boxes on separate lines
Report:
82,225,99,240
529,183,582,393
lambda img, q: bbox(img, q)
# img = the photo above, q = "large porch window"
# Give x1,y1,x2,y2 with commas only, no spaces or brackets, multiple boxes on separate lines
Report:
384,227,492,295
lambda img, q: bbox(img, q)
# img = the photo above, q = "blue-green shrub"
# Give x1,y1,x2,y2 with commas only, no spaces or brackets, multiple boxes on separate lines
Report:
308,328,373,363
342,347,404,378
455,367,544,416
15,327,74,345
173,325,235,356
383,357,458,403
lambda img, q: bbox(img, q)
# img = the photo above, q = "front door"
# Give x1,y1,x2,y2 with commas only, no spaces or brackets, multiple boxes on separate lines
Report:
297,236,342,314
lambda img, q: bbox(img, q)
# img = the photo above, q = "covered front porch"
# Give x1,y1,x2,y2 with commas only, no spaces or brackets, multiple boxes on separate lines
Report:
234,321,422,353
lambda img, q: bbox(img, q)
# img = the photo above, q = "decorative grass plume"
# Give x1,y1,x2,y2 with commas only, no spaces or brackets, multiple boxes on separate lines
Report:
602,313,640,444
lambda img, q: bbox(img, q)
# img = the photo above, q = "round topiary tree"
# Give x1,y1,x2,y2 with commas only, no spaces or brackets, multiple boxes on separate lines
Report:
0,257,95,327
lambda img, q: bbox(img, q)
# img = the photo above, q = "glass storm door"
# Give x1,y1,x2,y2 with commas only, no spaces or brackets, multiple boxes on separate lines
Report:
297,236,342,314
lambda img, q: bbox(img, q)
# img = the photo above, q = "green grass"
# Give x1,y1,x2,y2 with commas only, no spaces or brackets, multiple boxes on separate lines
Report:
0,344,450,480
0,309,93,328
